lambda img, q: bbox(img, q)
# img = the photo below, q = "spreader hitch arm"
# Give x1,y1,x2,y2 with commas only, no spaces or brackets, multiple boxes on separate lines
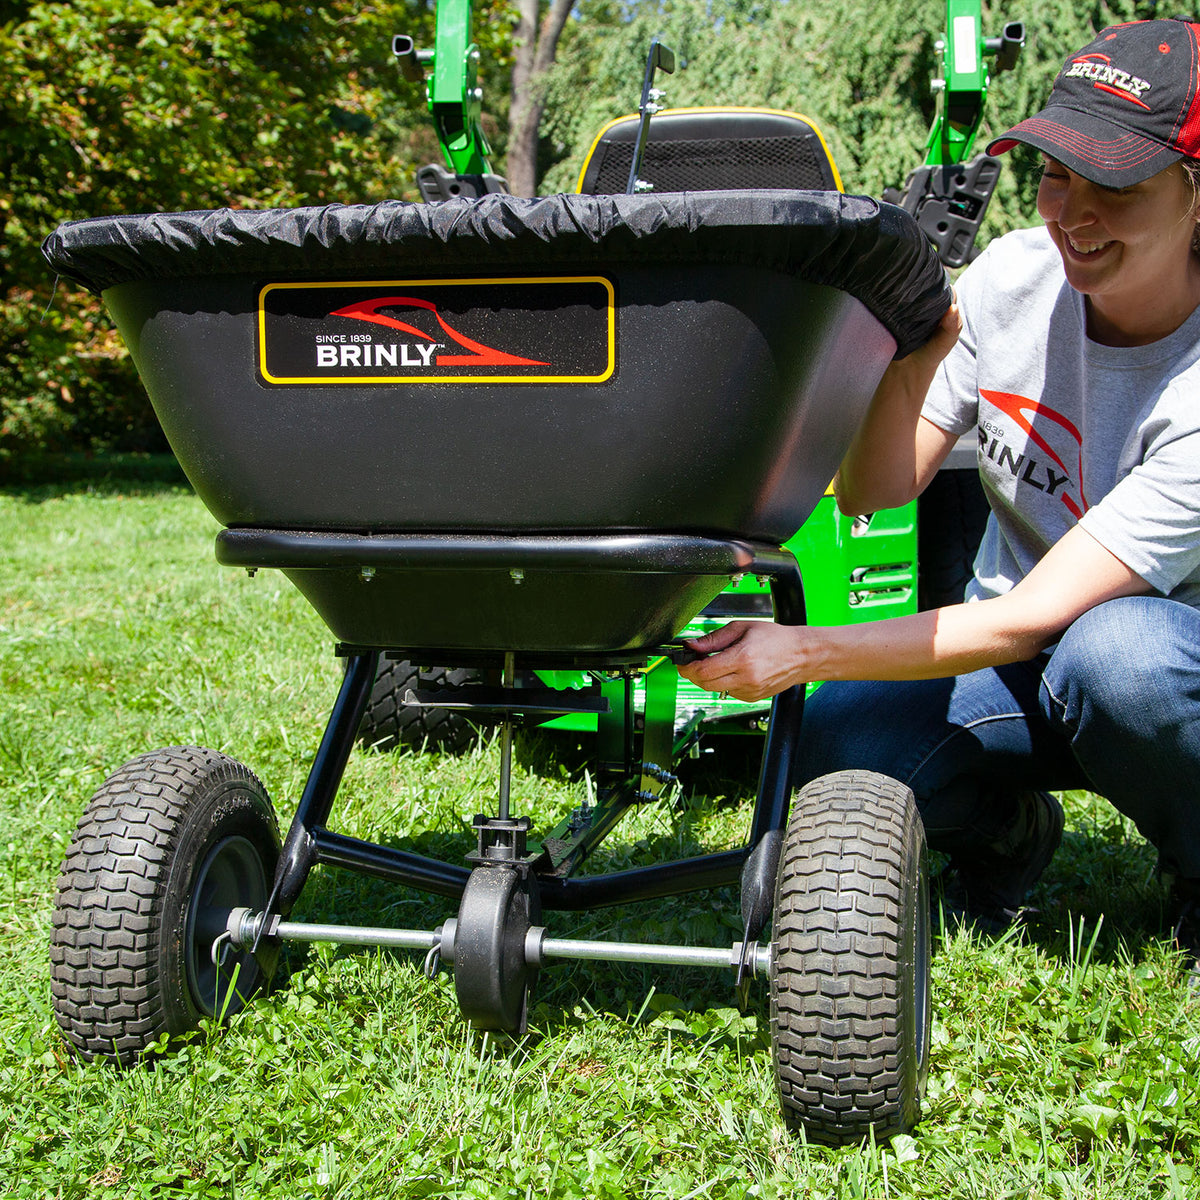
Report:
885,5,1025,267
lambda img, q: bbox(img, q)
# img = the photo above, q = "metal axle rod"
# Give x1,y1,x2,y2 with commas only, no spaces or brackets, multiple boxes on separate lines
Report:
226,909,770,977
536,932,770,977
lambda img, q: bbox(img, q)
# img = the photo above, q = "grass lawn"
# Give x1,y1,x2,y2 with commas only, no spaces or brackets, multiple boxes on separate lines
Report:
2,472,1199,1198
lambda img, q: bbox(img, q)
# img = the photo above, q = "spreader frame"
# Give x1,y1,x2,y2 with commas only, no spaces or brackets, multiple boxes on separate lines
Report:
247,533,805,928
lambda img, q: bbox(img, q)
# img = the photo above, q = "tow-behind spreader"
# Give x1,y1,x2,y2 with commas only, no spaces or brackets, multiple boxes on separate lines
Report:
42,190,949,1145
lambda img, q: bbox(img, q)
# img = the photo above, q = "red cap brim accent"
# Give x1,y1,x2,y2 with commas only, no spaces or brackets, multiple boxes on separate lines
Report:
986,109,1182,187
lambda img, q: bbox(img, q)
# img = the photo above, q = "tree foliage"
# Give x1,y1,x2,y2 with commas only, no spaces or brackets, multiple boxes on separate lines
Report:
1,0,442,463
538,0,1182,223
4,0,1193,463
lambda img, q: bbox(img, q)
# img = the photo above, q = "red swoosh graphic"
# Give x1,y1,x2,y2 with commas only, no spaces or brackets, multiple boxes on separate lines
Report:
331,296,550,367
1091,82,1151,109
331,298,435,342
981,388,1088,516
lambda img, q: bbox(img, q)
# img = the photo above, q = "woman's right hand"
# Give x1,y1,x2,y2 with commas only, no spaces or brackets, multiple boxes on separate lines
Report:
677,621,813,702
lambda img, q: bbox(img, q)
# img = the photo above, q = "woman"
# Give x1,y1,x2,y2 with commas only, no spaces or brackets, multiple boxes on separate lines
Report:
680,18,1200,944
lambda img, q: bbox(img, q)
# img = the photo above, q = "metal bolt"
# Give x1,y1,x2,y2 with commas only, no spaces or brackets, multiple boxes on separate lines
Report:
643,762,677,785
245,568,258,578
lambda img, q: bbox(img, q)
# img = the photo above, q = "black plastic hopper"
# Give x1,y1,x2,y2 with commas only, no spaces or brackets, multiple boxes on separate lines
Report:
44,190,948,651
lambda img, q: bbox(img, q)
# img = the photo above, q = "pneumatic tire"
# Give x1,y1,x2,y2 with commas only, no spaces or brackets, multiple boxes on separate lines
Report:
356,659,480,753
771,770,931,1145
50,746,280,1063
917,468,990,611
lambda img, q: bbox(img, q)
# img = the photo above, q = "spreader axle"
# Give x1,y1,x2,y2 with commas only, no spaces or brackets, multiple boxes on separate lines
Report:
224,908,770,976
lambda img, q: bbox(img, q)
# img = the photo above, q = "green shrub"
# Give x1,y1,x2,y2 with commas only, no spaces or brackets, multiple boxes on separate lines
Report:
1,0,439,464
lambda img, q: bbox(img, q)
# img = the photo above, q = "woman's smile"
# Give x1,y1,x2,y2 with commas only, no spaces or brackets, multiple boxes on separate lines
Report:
1037,155,1200,344
1063,235,1113,257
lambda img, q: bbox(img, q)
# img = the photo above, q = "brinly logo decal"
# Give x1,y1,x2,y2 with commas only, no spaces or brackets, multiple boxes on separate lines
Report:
257,276,615,385
329,295,549,368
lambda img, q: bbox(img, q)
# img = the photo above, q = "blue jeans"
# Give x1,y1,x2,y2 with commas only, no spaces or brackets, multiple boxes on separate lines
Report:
796,595,1200,879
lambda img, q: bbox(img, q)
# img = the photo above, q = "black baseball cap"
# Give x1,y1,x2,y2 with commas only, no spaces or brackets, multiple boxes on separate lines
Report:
988,19,1200,186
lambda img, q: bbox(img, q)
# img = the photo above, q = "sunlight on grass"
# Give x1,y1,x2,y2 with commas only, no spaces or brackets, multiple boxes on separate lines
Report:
2,481,1199,1198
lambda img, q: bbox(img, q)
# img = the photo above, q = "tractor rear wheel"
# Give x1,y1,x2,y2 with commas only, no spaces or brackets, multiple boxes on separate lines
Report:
771,769,930,1145
357,659,480,753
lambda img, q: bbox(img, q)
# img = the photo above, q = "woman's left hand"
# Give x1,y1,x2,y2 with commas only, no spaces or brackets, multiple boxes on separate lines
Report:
677,621,811,701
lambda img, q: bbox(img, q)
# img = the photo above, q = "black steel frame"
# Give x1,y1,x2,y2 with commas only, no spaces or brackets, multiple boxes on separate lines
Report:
256,533,807,926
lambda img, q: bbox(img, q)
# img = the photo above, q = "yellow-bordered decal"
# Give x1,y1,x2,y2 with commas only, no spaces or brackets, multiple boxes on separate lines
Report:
258,276,616,385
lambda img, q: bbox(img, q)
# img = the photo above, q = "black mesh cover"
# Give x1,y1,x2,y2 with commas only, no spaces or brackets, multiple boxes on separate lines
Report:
43,190,949,357
587,135,836,195
577,108,842,195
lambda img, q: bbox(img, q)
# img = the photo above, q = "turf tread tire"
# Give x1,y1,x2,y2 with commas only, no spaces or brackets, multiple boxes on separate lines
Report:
357,659,479,753
50,746,279,1063
771,769,930,1146
917,469,990,611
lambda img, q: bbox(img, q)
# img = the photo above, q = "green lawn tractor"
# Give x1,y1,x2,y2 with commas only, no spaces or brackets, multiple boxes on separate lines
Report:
358,0,1021,760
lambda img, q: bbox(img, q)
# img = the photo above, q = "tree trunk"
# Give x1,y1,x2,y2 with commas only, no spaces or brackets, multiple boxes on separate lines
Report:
506,0,571,196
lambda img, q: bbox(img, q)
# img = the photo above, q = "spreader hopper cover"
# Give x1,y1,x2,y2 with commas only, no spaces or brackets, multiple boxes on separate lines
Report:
44,191,949,544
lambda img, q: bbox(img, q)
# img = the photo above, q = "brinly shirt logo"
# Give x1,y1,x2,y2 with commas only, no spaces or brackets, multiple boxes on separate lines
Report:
258,277,615,385
979,388,1086,518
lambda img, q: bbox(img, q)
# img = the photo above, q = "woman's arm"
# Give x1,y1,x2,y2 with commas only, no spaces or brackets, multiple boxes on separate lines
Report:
834,303,963,516
679,523,1152,701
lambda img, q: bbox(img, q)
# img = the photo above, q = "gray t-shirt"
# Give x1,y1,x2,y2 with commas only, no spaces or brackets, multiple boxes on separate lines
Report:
922,225,1200,609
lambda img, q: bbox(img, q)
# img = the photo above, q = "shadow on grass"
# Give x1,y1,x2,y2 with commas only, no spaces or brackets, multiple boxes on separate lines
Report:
930,818,1172,968
1022,824,1171,967
1,452,191,499
266,736,1185,1041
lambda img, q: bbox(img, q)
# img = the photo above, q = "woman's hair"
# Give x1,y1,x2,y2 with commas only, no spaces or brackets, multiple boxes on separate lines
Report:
1183,158,1200,254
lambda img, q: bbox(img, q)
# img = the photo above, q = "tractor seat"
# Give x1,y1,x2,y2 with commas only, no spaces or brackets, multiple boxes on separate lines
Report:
577,106,842,196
